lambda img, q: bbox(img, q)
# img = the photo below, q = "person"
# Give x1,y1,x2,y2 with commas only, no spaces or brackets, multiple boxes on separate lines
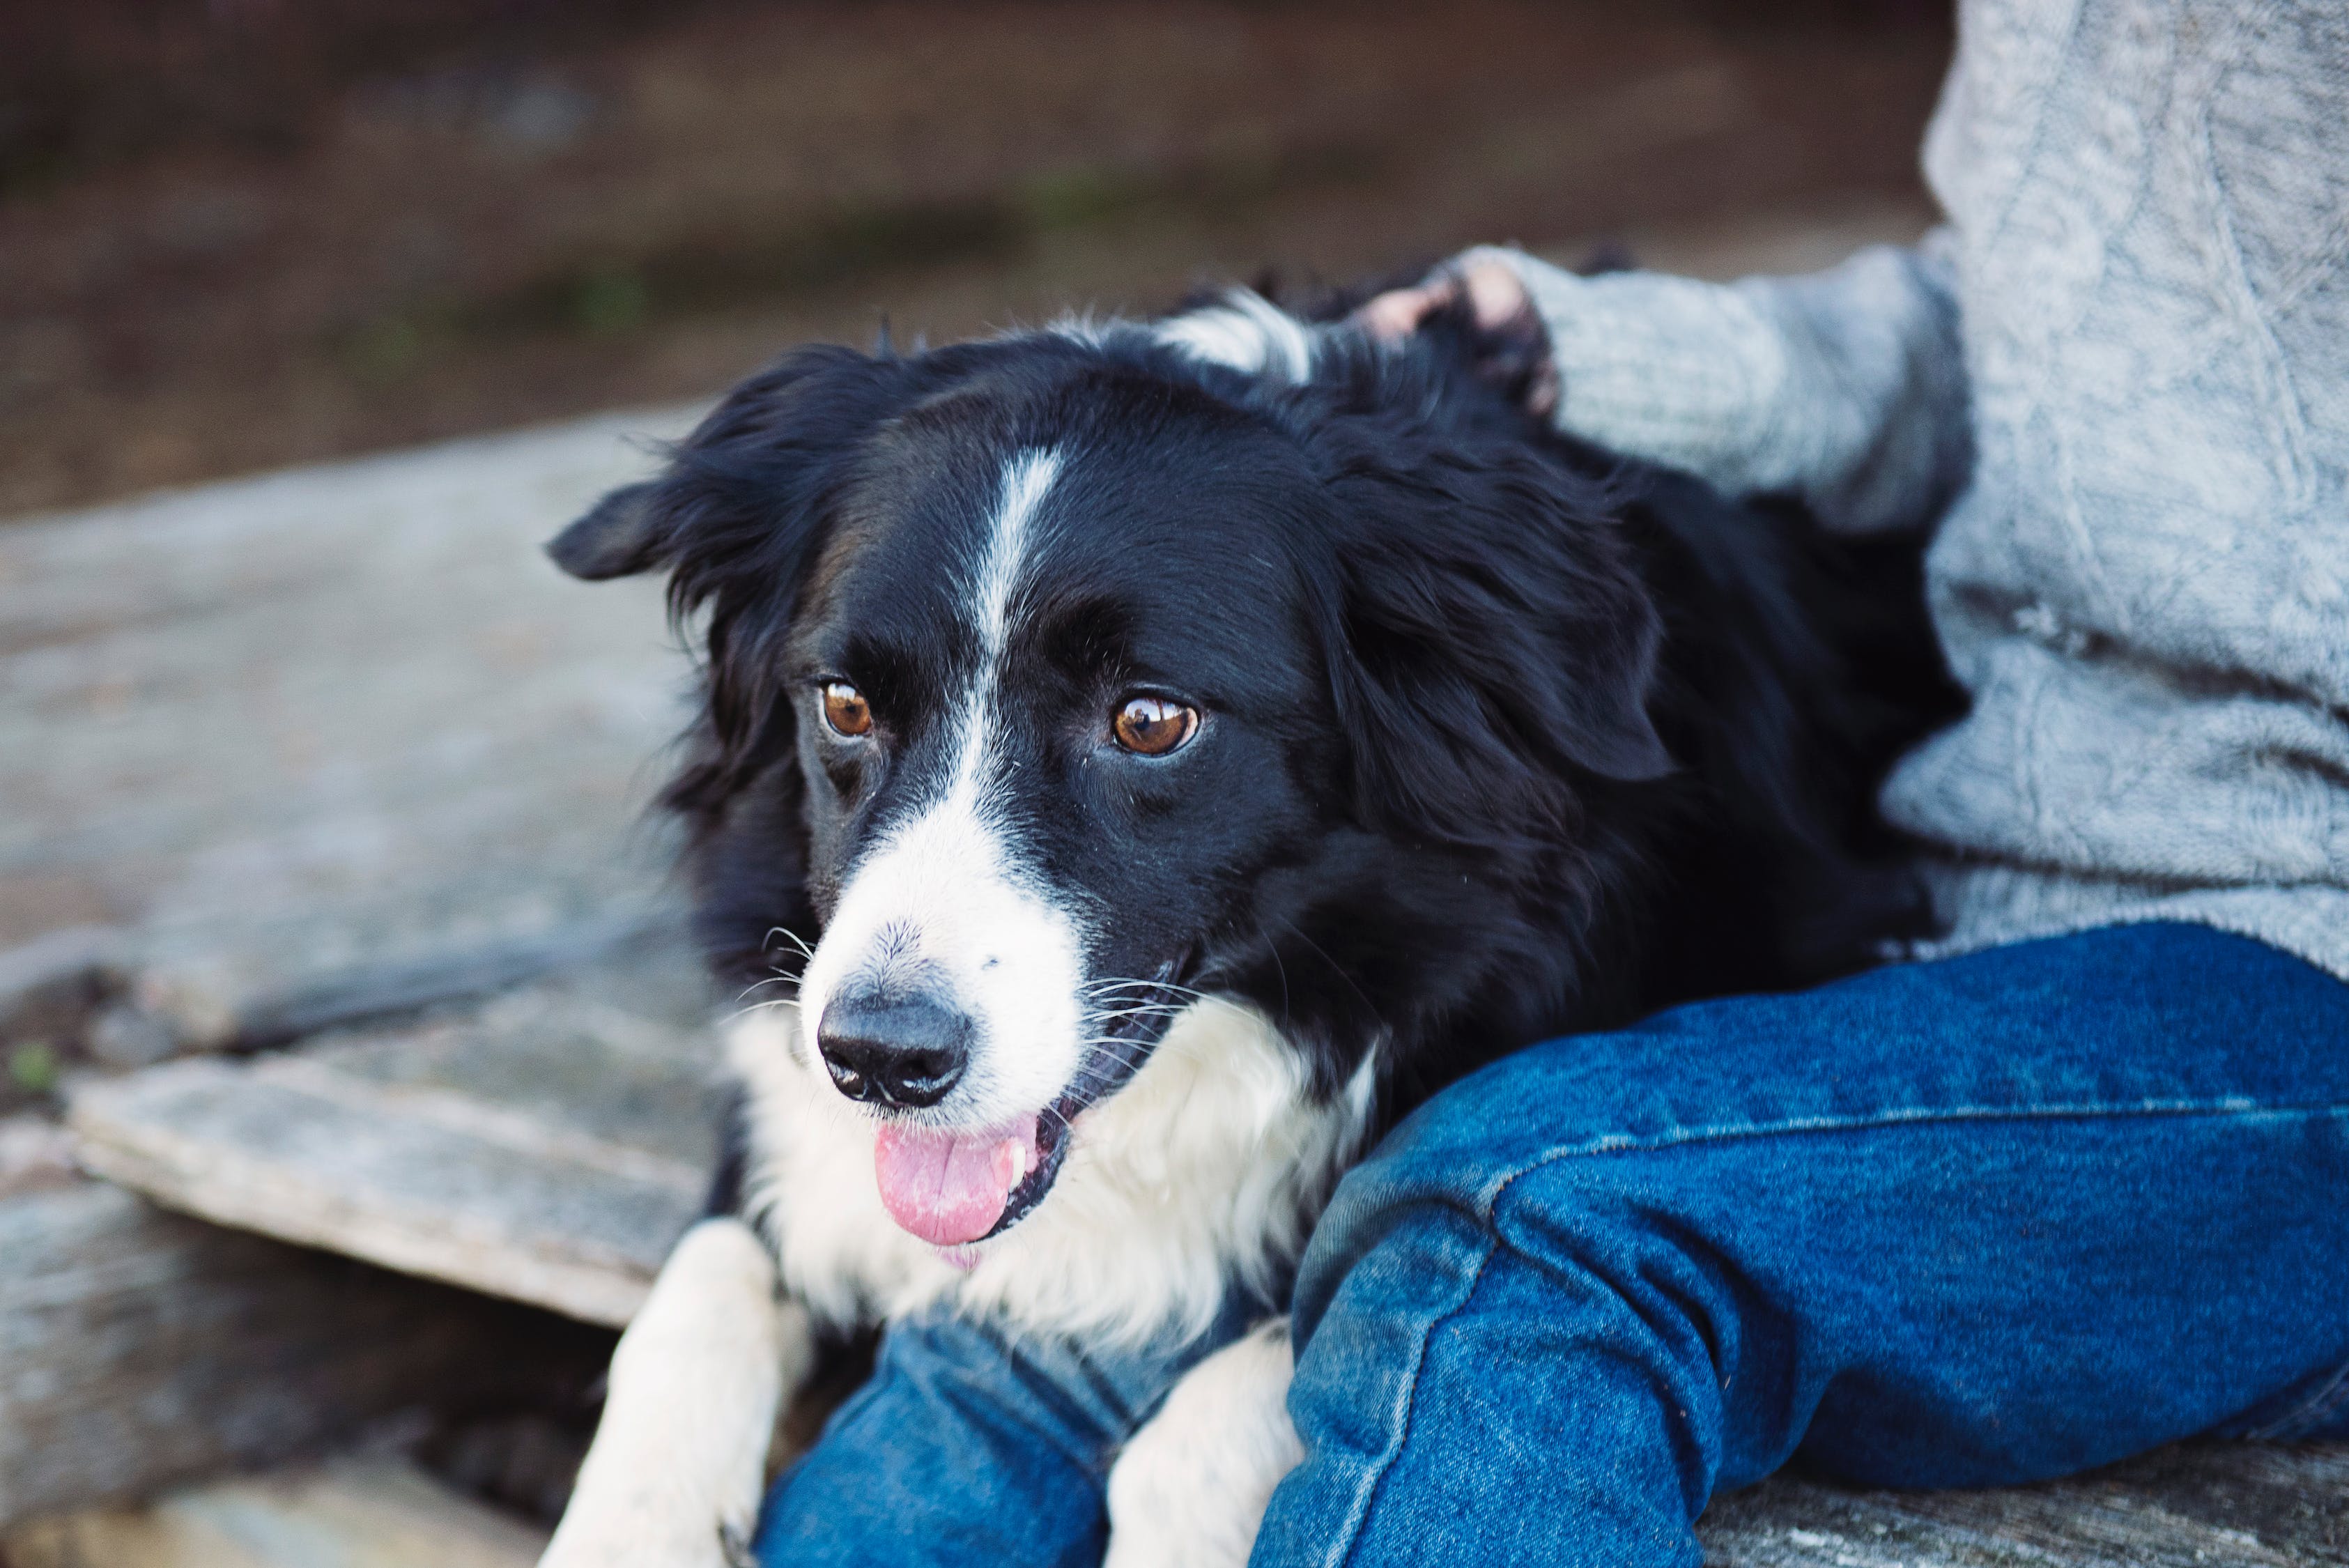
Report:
756,2,2349,1562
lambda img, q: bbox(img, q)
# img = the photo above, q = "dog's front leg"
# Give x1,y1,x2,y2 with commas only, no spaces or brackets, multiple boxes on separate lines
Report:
1104,1319,1304,1568
540,1217,812,1568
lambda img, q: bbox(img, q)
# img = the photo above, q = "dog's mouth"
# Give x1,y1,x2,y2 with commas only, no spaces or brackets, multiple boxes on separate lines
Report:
868,959,1194,1255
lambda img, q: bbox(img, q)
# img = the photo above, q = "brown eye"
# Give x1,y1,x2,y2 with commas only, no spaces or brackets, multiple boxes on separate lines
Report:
822,681,872,737
1112,694,1199,756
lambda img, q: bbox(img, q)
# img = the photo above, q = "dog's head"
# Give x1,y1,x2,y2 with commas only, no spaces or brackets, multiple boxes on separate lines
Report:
553,293,1669,1253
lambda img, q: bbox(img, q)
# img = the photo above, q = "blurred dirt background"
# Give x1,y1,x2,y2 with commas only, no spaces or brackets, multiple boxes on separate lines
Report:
0,0,1953,519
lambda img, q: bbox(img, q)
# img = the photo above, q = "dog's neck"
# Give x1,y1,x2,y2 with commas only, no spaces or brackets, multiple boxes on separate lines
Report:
730,997,1376,1347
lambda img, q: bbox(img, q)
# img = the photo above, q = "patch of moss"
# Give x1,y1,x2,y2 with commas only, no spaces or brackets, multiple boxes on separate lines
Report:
8,1040,60,1096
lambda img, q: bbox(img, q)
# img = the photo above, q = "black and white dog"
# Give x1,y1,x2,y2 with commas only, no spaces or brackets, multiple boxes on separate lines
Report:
535,284,1953,1568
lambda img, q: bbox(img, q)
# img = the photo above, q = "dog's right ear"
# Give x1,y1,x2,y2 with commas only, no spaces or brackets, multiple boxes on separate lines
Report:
544,344,917,822
547,482,665,581
545,342,912,601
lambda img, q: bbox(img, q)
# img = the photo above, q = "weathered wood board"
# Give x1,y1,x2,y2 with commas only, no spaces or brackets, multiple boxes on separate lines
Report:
0,408,702,1053
6,1455,548,1568
0,1181,609,1531
68,944,730,1327
1702,1441,2349,1566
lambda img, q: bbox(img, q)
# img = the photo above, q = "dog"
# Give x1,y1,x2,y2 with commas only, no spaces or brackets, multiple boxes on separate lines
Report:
533,282,1955,1568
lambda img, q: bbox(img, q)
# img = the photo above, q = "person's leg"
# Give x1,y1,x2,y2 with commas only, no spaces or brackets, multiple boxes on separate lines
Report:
755,1296,1258,1568
1256,923,2349,1568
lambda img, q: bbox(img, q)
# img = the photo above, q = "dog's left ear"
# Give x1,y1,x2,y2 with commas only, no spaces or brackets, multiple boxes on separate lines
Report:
1314,436,1672,857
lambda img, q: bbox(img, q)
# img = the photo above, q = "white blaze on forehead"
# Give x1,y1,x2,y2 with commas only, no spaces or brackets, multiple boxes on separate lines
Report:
939,444,1063,870
798,446,1089,1126
968,446,1062,658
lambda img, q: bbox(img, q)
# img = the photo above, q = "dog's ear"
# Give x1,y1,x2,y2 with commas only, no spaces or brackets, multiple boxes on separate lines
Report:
548,343,915,760
548,342,907,596
547,482,664,581
553,341,916,808
1313,430,1672,859
548,344,916,981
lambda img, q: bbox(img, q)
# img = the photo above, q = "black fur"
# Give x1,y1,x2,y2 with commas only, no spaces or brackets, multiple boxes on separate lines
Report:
555,291,1959,1164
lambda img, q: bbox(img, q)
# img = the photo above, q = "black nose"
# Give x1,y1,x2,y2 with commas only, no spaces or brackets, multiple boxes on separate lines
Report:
815,987,972,1109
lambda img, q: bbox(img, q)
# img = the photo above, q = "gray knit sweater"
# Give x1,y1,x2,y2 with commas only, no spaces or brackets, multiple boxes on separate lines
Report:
1479,0,2349,983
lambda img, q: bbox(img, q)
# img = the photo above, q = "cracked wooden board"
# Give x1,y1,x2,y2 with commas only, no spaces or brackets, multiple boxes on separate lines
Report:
0,1182,608,1531
0,408,701,1052
68,949,730,1328
1701,1441,2349,1566
6,1454,548,1568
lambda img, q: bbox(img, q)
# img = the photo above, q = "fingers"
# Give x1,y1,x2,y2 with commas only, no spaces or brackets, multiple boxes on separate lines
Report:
1350,259,1533,344
1349,256,1556,416
1456,259,1533,332
1352,279,1456,342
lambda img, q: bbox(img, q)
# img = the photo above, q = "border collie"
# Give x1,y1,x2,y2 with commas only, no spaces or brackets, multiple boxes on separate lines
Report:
534,284,1952,1568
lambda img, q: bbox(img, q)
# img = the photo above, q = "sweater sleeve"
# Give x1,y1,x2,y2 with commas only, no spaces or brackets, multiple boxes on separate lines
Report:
1464,233,1971,535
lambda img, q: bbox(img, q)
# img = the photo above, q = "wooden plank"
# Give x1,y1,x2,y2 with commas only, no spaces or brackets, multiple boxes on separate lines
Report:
0,925,128,1048
68,950,727,1327
0,408,701,1052
0,1113,76,1198
0,1182,610,1530
2047,1440,2349,1561
21,1159,2333,1564
5,1455,548,1568
1701,1443,2349,1567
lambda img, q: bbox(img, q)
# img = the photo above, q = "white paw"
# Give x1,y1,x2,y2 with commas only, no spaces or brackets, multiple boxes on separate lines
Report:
1105,1320,1303,1568
539,1219,809,1568
537,1512,748,1568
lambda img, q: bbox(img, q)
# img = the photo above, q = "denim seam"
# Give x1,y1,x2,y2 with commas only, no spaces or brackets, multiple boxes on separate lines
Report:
1472,1099,2349,1220
2241,1353,2349,1441
1320,1229,1502,1568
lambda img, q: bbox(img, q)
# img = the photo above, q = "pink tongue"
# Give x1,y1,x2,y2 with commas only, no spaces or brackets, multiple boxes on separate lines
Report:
872,1115,1041,1247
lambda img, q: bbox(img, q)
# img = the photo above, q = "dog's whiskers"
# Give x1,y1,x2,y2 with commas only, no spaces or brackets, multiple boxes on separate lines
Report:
1072,1037,1158,1074
762,925,819,964
735,971,805,1003
718,997,798,1027
1082,974,1206,999
1037,1098,1086,1145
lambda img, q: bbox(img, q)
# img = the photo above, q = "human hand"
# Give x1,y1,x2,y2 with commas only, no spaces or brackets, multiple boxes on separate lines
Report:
1349,256,1532,340
1351,256,1557,416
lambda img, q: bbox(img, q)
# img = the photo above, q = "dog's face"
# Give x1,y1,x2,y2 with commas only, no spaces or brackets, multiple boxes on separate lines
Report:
553,305,1671,1254
767,383,1354,1247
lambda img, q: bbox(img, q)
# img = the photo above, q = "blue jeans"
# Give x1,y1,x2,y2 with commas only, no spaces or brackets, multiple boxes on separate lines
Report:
756,924,2349,1567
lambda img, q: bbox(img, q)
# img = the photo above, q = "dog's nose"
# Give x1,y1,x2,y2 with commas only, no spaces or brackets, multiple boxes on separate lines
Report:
815,988,972,1109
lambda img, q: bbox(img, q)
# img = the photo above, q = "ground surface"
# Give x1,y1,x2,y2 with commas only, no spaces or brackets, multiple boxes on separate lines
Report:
0,0,1950,518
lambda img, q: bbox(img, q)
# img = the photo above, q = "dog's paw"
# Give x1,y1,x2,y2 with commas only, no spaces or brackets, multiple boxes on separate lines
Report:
537,1513,749,1568
538,1219,806,1568
1105,1320,1303,1568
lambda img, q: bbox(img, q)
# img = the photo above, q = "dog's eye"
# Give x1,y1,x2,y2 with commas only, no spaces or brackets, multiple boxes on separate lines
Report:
1112,695,1199,756
822,682,873,738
